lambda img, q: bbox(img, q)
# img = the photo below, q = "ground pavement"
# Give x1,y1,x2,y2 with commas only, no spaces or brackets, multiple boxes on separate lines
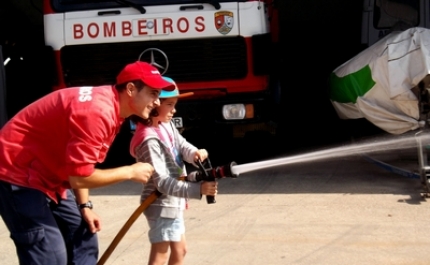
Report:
1,152,430,265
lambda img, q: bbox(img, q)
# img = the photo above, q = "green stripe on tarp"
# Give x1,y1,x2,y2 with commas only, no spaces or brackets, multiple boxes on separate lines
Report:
329,65,375,103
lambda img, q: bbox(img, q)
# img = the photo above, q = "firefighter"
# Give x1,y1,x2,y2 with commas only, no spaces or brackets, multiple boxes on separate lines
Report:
0,61,174,265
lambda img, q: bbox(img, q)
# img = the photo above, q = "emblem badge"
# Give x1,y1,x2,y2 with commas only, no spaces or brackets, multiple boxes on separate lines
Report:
214,11,234,35
138,48,169,75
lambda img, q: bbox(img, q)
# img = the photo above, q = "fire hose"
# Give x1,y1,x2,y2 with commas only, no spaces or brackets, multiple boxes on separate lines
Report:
97,190,161,265
97,159,237,265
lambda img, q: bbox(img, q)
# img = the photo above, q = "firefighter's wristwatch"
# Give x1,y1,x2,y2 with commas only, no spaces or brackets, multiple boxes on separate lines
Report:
79,201,93,210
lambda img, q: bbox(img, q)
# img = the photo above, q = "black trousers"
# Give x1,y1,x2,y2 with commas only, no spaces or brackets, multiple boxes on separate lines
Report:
0,181,98,265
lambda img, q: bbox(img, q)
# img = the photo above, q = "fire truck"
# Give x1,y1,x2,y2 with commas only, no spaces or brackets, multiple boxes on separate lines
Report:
43,0,280,139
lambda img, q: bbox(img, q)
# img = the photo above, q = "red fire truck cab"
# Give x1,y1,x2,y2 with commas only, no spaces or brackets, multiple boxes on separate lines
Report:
43,0,281,138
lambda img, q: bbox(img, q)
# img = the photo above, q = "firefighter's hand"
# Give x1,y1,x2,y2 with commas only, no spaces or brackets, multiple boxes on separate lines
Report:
194,149,209,162
200,181,217,196
81,208,102,233
130,162,154,184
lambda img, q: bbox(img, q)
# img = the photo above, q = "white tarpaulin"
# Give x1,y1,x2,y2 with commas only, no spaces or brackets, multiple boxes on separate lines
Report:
329,27,430,135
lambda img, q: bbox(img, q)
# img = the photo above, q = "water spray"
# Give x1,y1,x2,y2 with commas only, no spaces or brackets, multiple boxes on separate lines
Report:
185,129,430,196
229,132,430,176
183,130,430,191
230,129,430,199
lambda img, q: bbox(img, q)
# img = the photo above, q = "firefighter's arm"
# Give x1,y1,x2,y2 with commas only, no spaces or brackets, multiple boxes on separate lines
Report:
69,162,154,189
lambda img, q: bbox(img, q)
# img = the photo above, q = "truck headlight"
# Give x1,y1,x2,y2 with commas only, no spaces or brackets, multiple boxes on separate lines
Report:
222,104,254,120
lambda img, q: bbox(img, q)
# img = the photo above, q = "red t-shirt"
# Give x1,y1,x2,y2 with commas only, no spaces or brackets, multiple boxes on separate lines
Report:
0,85,124,201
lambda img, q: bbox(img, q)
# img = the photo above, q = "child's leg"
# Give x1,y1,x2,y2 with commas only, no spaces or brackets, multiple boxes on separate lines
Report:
147,215,185,265
168,234,187,265
148,241,170,265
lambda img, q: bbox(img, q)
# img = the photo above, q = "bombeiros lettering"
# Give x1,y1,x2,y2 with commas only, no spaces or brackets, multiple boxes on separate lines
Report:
79,87,93,102
73,17,205,39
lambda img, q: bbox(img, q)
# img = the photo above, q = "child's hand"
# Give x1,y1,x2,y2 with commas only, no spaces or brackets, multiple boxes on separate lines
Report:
200,181,218,196
194,149,208,162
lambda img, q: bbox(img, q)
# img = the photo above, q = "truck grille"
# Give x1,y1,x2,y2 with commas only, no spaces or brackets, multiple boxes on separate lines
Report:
60,36,248,87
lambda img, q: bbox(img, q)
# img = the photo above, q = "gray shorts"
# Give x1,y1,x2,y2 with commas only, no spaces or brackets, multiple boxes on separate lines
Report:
146,216,185,244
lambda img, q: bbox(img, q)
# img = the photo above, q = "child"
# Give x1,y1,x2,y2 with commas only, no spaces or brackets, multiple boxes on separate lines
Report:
129,77,217,265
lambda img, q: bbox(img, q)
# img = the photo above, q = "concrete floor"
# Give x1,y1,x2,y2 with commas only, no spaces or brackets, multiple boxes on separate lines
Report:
1,150,430,265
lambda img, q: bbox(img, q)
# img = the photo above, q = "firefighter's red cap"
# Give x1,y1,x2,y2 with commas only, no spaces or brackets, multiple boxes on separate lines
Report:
116,61,175,91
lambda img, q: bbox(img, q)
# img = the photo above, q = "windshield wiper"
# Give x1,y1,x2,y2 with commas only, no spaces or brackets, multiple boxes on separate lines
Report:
190,0,221,10
114,0,146,14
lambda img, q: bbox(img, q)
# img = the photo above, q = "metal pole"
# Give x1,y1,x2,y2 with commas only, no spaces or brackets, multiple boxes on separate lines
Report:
0,45,8,128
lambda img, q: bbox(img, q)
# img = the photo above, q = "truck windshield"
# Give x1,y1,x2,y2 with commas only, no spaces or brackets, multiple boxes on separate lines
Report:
373,0,419,29
51,0,240,12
